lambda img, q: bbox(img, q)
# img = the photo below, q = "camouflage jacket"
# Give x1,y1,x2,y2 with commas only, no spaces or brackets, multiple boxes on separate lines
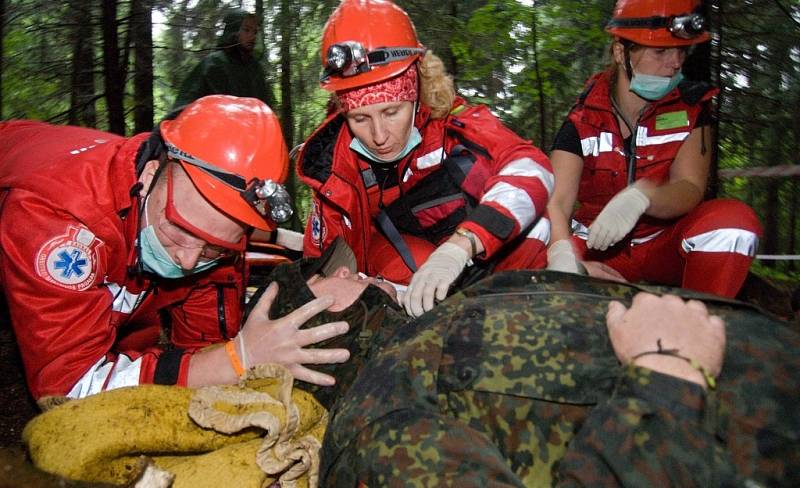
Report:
318,270,800,487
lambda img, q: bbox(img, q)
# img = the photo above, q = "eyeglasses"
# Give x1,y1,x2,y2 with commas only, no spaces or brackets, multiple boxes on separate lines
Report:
608,11,707,41
160,164,246,260
164,142,293,224
321,41,425,81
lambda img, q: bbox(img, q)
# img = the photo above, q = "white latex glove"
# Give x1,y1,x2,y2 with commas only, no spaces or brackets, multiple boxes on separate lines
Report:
275,228,304,251
546,239,584,274
239,282,350,386
587,186,650,251
402,242,469,317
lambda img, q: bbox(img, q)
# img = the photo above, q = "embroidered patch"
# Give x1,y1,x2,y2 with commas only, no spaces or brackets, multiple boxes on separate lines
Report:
36,225,103,291
310,200,327,246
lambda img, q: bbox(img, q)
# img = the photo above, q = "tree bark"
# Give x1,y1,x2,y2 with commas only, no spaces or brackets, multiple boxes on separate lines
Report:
102,0,126,135
68,1,96,127
531,5,546,146
132,0,154,133
279,0,300,230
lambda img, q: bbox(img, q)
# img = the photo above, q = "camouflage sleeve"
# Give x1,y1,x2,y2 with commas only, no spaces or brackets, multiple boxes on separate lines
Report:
555,365,737,487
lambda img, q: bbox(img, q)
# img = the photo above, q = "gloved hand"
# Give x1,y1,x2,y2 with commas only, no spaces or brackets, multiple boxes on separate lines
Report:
587,186,650,251
240,282,350,386
275,228,304,251
546,239,585,274
402,242,469,317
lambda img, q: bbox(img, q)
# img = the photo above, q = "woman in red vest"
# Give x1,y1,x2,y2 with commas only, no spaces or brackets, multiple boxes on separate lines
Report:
546,0,762,298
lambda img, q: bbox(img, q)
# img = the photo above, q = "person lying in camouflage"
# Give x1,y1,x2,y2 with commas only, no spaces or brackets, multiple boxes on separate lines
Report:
254,240,798,486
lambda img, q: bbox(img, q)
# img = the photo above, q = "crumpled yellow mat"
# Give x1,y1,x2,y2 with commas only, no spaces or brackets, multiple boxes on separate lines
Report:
23,363,327,488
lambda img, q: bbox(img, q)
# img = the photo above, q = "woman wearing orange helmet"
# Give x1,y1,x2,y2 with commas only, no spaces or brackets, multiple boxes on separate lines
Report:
0,95,356,401
298,0,554,317
546,0,762,298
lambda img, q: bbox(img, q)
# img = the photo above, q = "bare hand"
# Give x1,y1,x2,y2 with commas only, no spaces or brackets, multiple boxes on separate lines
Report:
606,293,725,388
241,282,350,386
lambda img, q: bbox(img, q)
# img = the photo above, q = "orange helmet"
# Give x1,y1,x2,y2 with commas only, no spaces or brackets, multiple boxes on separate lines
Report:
320,0,425,92
160,95,291,230
606,0,710,47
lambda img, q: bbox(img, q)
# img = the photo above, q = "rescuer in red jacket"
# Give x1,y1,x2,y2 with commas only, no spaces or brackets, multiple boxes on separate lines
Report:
298,0,554,317
0,95,351,402
546,0,762,298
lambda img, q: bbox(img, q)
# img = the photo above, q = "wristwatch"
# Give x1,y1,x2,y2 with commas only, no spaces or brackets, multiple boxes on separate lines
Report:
455,228,479,257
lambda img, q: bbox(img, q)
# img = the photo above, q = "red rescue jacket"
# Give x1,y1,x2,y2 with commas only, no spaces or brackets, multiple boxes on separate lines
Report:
0,121,244,399
297,98,553,279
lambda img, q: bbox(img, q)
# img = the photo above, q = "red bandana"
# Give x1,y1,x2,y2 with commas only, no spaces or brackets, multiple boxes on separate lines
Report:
337,65,418,112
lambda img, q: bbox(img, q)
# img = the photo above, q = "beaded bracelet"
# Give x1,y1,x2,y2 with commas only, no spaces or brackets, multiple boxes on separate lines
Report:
630,338,717,390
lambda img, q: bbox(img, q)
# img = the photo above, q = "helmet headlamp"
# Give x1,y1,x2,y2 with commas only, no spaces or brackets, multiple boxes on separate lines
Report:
321,41,425,82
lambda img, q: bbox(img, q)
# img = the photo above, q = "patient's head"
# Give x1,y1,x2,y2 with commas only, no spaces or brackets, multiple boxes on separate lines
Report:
307,266,398,312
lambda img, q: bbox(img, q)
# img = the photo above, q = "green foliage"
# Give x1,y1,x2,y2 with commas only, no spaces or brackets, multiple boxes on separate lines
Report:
1,0,798,259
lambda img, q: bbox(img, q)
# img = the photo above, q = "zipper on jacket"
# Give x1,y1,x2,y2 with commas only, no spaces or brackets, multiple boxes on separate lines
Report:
217,285,229,340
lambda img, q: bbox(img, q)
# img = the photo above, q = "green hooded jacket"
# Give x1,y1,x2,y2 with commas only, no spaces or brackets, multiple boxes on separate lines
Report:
173,10,273,110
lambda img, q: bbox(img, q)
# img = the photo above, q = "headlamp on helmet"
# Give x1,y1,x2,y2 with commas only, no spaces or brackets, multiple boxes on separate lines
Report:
321,41,425,82
607,9,707,41
165,141,293,226
669,12,705,39
241,179,294,224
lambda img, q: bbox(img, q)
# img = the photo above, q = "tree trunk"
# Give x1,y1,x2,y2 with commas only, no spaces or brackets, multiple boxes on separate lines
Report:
279,0,294,149
68,1,96,127
254,0,275,107
132,0,154,133
102,0,126,135
279,0,300,230
530,5,546,146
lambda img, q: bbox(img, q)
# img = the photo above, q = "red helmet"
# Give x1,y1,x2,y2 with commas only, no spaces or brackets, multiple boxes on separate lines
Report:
320,0,425,93
160,95,290,230
606,0,710,47
367,232,435,285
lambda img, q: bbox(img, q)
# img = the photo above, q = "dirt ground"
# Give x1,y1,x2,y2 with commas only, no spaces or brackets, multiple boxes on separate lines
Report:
0,272,797,451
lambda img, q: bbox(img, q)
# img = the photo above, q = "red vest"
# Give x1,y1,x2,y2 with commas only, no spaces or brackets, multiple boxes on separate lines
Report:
568,72,716,238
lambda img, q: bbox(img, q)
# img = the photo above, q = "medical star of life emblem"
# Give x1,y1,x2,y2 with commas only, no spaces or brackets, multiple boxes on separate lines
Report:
36,225,103,291
310,200,326,245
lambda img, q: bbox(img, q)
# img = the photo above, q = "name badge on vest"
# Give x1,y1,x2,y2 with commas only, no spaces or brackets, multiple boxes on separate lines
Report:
655,110,689,131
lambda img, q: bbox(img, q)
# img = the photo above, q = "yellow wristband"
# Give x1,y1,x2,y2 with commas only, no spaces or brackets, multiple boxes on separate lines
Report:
225,340,245,378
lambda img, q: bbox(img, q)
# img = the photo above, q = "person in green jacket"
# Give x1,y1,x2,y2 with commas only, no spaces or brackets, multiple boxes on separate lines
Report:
173,10,273,110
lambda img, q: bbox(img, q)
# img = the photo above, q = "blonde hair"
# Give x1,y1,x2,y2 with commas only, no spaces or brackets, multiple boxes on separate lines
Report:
418,51,456,119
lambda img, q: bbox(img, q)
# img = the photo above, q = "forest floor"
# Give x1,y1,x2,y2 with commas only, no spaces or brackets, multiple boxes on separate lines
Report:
1,272,798,450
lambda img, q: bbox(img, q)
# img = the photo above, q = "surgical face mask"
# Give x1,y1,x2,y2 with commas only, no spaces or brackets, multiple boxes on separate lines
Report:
139,196,219,278
349,106,422,164
629,71,684,101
